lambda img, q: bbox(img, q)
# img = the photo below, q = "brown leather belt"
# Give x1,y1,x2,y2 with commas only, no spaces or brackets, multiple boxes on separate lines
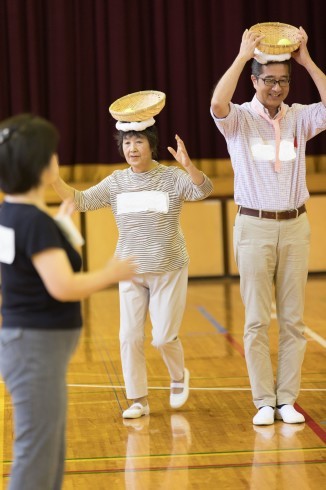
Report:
239,204,306,220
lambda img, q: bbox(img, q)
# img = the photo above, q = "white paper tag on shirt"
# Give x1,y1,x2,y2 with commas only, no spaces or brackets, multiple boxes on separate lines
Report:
251,139,296,162
117,191,169,214
279,140,296,161
0,225,15,264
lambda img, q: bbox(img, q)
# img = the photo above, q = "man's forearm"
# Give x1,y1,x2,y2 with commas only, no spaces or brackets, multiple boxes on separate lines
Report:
305,59,326,105
211,55,248,118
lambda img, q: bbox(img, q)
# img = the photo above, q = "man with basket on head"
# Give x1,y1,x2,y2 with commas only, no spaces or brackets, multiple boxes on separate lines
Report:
52,90,213,419
210,24,326,425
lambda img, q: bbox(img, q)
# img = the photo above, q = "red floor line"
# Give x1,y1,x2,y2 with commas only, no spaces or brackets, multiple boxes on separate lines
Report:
201,308,326,445
46,457,326,477
294,403,326,444
224,332,245,356
3,459,325,479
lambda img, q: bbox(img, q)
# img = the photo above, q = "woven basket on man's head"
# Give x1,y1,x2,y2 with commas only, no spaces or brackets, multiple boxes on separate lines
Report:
109,90,166,122
249,22,300,54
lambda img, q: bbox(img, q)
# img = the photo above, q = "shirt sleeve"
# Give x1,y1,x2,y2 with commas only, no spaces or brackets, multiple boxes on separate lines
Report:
24,212,65,258
74,176,112,211
172,167,213,201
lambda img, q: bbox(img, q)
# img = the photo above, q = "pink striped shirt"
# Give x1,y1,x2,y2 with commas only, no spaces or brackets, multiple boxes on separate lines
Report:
211,97,326,210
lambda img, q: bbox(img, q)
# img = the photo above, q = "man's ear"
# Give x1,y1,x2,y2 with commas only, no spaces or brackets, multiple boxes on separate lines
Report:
251,74,258,88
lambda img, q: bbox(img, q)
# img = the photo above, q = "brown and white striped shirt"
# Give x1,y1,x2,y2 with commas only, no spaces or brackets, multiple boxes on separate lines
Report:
74,164,213,273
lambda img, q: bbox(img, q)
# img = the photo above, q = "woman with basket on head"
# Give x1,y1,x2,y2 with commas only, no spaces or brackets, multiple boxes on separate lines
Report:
0,114,136,490
210,24,326,426
52,91,213,419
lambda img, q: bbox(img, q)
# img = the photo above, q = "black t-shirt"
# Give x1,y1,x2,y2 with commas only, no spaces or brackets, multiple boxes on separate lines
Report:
0,202,82,329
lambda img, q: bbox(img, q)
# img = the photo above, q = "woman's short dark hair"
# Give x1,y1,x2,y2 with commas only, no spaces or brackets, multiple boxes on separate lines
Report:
251,59,292,78
114,125,159,160
0,113,59,194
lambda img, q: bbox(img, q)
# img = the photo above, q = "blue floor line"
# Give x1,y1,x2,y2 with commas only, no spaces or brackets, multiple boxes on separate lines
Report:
197,306,228,334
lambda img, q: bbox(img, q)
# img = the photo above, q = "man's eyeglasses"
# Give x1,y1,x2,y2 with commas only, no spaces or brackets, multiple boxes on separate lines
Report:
256,77,291,87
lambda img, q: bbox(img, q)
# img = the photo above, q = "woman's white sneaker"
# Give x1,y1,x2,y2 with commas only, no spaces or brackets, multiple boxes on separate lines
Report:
170,368,190,409
122,402,150,419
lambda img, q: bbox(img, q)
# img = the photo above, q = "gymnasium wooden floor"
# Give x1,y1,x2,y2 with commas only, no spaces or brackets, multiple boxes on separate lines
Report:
1,274,325,489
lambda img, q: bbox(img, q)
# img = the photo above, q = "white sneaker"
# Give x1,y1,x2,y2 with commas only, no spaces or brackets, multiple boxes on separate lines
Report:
275,405,305,424
122,402,150,419
253,406,275,426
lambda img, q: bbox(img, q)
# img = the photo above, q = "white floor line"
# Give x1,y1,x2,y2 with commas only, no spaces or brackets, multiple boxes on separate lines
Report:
1,380,324,392
271,302,326,348
66,383,326,392
304,326,326,348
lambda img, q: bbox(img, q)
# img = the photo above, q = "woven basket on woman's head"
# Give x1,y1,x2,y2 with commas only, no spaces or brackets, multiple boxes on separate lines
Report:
109,90,166,122
249,22,300,54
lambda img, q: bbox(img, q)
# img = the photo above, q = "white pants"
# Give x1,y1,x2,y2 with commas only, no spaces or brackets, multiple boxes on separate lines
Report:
234,212,309,409
119,265,188,399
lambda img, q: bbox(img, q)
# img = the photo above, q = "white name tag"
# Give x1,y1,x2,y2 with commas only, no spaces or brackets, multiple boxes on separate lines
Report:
251,142,275,161
279,140,296,161
251,139,296,162
117,191,169,214
0,225,15,264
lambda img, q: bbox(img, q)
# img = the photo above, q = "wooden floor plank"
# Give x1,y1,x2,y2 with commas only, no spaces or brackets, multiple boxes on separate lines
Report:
1,275,326,489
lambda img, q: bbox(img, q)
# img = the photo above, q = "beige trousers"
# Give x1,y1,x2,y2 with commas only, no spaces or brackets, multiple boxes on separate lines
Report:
119,265,188,399
234,211,310,408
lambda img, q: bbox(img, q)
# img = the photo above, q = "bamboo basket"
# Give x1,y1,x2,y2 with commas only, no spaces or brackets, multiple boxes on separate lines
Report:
249,22,300,54
109,90,166,122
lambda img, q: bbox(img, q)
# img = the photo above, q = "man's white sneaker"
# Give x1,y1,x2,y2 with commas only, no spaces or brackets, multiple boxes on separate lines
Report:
253,406,275,425
275,405,305,424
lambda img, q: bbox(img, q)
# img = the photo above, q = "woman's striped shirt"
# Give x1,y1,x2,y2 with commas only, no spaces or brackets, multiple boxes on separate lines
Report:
74,164,213,273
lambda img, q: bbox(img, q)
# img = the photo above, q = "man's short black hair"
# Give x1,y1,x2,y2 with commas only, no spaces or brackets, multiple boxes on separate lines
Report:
251,59,292,78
